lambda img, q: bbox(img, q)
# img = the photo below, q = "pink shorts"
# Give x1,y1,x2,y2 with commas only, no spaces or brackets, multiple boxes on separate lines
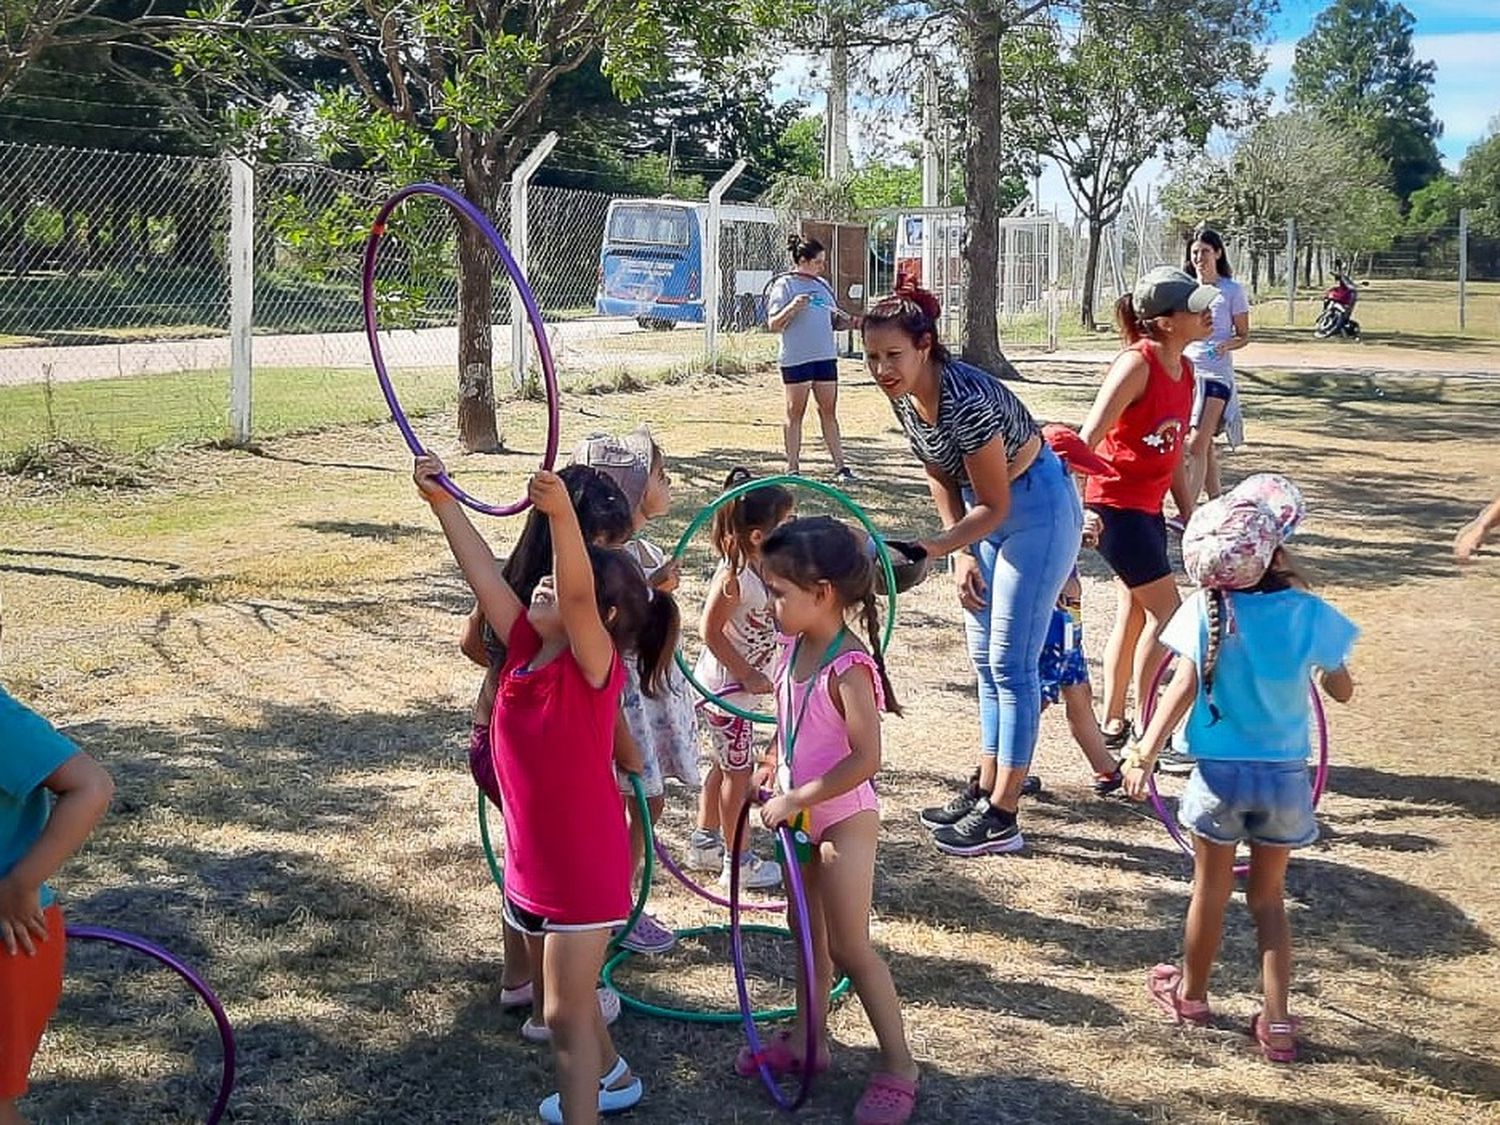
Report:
807,781,879,843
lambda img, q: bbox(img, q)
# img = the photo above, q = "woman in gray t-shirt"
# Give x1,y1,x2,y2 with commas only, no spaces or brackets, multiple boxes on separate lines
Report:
766,234,860,482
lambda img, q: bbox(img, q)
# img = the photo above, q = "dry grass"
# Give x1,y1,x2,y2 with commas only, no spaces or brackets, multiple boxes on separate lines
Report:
2,357,1499,1124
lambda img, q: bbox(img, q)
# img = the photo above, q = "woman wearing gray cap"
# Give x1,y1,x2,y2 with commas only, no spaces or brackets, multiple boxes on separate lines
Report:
1079,267,1214,769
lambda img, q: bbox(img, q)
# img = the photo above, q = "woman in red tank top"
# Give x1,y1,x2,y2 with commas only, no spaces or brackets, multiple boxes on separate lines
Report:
1079,267,1215,764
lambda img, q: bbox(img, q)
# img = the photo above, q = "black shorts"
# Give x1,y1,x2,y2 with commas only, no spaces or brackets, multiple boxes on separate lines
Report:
503,895,624,937
781,359,838,385
1089,504,1171,588
1192,377,1232,431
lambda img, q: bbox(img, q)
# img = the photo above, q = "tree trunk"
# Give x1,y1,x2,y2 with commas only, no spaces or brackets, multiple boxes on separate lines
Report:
959,2,1013,375
456,214,503,453
1080,216,1104,331
825,16,850,179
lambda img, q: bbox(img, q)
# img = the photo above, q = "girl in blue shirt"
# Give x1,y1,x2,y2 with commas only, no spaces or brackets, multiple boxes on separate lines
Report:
1123,475,1357,1064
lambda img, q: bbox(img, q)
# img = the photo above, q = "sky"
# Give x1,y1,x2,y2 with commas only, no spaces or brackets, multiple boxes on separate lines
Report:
775,0,1500,216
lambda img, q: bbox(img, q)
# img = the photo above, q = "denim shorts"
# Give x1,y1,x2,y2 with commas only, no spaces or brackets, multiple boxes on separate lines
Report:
1178,759,1319,848
1038,605,1089,705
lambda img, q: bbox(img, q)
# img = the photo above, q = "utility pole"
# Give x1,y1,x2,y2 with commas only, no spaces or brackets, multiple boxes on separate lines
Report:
666,127,677,193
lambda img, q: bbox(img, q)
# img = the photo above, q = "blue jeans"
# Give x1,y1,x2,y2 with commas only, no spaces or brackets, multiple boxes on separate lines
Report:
962,445,1083,767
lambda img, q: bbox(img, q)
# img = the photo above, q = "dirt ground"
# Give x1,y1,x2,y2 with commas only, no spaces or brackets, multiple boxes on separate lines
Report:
2,357,1498,1124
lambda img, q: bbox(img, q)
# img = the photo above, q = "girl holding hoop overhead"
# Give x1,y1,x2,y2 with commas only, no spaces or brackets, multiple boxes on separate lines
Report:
459,465,635,1018
692,469,795,892
742,516,919,1125
863,287,1082,857
1080,267,1214,773
419,458,679,1123
1171,228,1251,522
1122,478,1356,1064
767,235,860,482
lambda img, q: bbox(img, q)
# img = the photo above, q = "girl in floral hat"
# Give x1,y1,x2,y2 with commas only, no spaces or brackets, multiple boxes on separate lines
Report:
1122,477,1356,1063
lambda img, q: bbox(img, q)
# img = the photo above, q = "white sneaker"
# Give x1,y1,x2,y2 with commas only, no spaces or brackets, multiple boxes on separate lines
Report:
719,851,782,891
686,830,725,872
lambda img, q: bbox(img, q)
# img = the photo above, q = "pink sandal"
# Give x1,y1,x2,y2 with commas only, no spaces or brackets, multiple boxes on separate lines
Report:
854,1072,919,1125
1147,964,1211,1026
1252,1011,1299,1063
733,1031,829,1079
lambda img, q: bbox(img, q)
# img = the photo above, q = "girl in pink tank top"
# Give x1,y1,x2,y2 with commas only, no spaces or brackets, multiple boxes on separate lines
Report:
415,455,681,1124
746,516,921,1125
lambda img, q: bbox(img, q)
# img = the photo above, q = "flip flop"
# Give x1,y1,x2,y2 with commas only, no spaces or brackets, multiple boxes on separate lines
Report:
854,1071,919,1125
1147,964,1211,1026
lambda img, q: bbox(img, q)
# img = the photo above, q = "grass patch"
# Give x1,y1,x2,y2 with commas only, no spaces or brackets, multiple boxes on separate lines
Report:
1250,277,1500,341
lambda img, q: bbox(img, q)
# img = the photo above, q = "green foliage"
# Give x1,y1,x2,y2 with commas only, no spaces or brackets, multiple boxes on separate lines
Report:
779,115,824,179
1287,0,1443,203
1405,176,1460,235
848,160,920,210
1163,110,1403,260
1459,123,1500,237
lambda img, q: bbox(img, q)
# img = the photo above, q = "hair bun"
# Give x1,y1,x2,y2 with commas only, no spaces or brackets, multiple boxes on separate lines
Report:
894,284,941,323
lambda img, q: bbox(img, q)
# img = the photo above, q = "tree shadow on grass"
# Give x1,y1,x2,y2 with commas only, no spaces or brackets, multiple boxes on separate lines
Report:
1324,764,1500,820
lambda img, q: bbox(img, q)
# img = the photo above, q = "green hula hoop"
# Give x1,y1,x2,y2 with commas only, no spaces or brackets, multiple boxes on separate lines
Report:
672,473,900,724
600,923,852,1024
477,772,654,951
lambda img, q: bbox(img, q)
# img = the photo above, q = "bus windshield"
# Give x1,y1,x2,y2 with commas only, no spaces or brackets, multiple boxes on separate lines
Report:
607,203,693,247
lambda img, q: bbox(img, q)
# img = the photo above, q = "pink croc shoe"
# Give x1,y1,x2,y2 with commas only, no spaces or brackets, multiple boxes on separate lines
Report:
854,1072,919,1125
1147,964,1211,1026
734,1031,829,1079
1252,1011,1300,1063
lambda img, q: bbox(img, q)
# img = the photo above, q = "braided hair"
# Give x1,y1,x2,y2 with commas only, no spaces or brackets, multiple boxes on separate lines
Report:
1200,547,1306,724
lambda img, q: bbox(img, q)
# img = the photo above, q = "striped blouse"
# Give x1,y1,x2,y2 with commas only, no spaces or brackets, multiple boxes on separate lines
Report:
891,360,1039,484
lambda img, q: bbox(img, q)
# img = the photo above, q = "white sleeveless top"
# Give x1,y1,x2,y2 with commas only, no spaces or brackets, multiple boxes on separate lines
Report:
692,561,778,709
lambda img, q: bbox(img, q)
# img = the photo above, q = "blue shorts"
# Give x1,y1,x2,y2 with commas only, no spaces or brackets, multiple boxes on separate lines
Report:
1039,606,1089,706
1178,760,1318,848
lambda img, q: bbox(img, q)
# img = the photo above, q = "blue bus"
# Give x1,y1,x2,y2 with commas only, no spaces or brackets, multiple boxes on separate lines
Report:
595,198,781,330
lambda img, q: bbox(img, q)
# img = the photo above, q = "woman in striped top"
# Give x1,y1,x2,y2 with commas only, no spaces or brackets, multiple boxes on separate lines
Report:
863,287,1083,857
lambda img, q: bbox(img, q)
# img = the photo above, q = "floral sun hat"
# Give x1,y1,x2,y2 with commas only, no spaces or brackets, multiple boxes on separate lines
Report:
571,432,649,511
1182,495,1283,590
1230,473,1305,541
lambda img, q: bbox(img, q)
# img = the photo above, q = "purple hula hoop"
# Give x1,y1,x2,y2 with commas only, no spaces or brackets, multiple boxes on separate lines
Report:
1141,654,1329,877
361,182,561,516
653,835,786,914
66,924,236,1125
729,796,817,1112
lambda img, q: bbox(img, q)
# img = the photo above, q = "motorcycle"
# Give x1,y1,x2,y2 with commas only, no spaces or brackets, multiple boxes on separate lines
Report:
1314,277,1360,339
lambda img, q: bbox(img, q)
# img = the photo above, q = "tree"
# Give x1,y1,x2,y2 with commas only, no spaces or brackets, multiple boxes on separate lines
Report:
172,0,785,451
1162,111,1400,286
1405,175,1460,236
1458,122,1500,238
1287,0,1442,205
1,0,168,98
1006,0,1271,329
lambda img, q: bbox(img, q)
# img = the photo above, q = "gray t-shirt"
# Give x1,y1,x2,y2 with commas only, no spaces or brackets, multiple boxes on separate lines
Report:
767,273,838,367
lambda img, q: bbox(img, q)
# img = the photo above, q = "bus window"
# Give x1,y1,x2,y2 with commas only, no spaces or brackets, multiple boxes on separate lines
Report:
608,203,691,246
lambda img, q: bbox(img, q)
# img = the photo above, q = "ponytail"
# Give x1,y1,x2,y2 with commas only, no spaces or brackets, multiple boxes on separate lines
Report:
636,590,681,698
860,590,902,716
1114,294,1166,345
710,466,794,573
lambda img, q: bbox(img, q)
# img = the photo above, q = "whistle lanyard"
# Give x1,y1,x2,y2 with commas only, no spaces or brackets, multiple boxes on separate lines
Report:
778,628,847,787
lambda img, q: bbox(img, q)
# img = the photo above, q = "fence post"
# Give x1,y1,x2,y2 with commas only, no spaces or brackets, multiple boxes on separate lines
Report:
1458,208,1469,333
509,132,558,390
1285,218,1296,326
1047,209,1060,352
228,157,254,445
705,159,747,371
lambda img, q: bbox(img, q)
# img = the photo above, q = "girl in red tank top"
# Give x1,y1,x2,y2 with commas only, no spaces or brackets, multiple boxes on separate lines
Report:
1079,267,1215,773
1085,339,1194,515
414,456,681,1124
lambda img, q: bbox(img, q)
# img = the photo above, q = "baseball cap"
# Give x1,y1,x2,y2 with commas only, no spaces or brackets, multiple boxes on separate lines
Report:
1041,423,1117,479
619,425,658,474
1181,495,1283,591
1134,266,1218,319
571,432,648,511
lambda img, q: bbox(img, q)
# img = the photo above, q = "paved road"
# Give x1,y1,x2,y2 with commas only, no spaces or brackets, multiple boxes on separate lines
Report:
0,317,646,387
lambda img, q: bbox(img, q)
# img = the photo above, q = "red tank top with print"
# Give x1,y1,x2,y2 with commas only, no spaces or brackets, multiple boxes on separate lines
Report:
1084,340,1194,514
